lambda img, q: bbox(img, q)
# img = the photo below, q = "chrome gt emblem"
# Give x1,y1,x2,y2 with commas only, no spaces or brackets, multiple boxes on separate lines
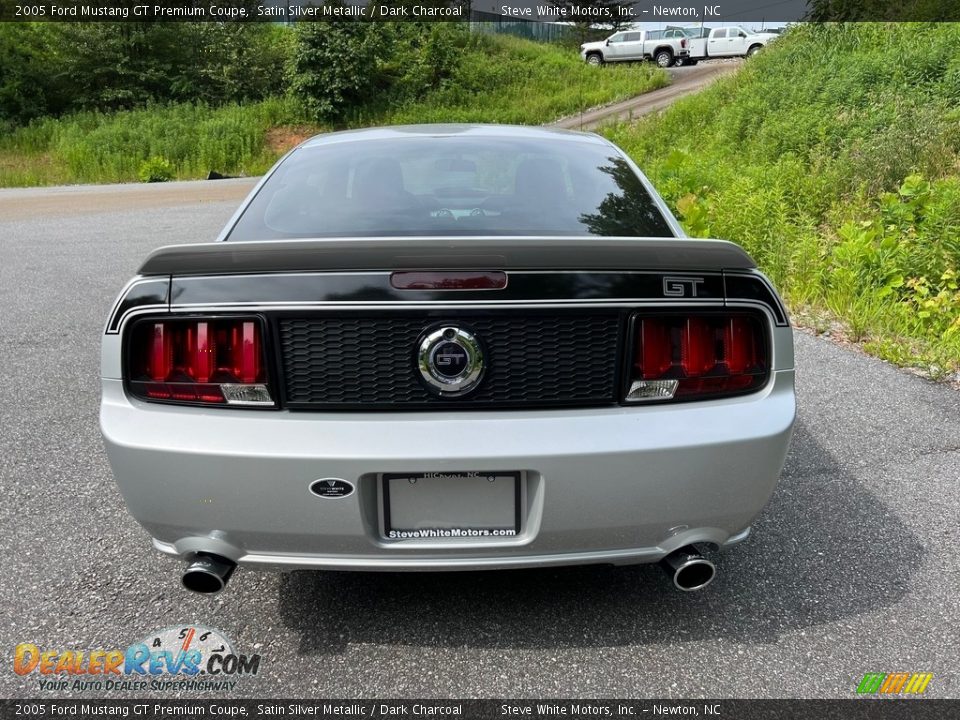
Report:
417,326,485,397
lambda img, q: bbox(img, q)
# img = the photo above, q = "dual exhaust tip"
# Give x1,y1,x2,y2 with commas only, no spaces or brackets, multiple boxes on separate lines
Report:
180,545,716,594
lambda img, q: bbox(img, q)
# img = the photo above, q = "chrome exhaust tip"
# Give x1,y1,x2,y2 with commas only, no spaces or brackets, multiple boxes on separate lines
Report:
660,545,716,592
181,554,236,594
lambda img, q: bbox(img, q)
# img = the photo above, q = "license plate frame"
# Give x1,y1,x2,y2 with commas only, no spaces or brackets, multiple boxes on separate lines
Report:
381,471,522,540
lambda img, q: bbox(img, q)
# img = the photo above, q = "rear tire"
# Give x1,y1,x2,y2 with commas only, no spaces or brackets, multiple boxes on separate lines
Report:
654,49,674,68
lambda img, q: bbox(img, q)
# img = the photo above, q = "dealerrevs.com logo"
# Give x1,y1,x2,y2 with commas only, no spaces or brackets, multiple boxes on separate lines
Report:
856,672,934,696
14,626,261,692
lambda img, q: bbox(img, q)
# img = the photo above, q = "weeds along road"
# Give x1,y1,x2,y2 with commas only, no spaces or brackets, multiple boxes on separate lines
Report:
2,61,959,698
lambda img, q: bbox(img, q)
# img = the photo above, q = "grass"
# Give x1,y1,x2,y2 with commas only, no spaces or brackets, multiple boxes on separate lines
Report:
0,33,666,188
0,98,302,186
602,23,960,379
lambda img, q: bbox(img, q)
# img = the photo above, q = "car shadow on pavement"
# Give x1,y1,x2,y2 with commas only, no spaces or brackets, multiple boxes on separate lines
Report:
277,420,923,655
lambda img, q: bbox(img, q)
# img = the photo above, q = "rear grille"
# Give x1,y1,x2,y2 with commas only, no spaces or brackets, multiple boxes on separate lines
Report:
278,311,622,409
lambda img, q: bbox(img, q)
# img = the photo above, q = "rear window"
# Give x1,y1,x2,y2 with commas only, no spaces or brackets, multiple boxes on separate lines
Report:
226,136,674,240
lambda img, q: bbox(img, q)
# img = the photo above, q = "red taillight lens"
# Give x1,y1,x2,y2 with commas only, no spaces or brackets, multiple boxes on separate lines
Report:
679,317,715,377
127,318,273,407
636,319,672,379
627,313,768,402
723,316,759,374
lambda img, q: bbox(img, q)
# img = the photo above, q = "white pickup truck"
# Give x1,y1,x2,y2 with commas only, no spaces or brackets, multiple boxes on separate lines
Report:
679,26,778,65
580,28,690,68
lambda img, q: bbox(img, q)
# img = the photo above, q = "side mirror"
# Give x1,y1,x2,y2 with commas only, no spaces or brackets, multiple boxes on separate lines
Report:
606,39,611,46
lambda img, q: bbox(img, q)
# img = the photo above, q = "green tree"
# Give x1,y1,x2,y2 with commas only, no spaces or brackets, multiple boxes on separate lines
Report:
288,20,387,122
49,23,200,111
0,24,69,127
0,16,289,126
191,23,291,104
807,0,958,20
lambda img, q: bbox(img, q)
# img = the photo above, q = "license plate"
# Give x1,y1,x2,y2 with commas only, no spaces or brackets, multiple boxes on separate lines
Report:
382,471,520,540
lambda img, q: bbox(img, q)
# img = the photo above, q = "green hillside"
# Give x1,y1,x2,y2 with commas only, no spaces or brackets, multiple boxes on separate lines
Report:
604,23,960,378
0,31,665,187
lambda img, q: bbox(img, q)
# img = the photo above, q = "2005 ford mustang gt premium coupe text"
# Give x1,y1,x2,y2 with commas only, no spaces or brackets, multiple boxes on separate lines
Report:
101,125,795,594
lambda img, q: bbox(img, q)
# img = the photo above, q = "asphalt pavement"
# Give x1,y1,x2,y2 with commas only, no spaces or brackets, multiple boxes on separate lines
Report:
1,186,959,699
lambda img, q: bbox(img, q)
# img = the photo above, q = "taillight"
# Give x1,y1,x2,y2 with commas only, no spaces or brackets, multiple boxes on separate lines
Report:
626,313,768,403
127,318,274,407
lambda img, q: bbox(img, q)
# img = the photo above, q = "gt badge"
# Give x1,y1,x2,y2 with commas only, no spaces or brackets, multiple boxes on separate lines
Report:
663,276,706,297
417,326,485,397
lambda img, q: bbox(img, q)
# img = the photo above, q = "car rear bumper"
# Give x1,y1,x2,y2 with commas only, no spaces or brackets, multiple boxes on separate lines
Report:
100,370,795,571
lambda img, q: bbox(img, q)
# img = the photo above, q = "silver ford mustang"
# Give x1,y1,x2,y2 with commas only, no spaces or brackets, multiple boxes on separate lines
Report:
100,125,795,594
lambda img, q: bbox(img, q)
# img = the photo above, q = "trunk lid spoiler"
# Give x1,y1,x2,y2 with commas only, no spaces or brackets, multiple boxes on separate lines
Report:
137,236,756,276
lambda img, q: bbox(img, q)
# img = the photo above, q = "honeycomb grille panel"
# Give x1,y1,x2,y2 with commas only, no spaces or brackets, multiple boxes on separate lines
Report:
278,312,621,408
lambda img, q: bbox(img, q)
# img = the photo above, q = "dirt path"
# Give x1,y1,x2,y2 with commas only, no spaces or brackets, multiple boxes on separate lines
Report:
551,61,740,131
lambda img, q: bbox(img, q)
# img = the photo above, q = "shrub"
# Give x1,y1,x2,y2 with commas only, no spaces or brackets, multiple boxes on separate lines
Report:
138,156,175,183
288,21,386,122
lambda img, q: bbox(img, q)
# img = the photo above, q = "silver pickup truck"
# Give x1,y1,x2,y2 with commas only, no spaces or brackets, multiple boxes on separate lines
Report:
580,28,690,68
679,26,779,65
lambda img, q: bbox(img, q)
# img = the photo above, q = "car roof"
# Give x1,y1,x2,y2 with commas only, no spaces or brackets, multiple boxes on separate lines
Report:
298,124,611,149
